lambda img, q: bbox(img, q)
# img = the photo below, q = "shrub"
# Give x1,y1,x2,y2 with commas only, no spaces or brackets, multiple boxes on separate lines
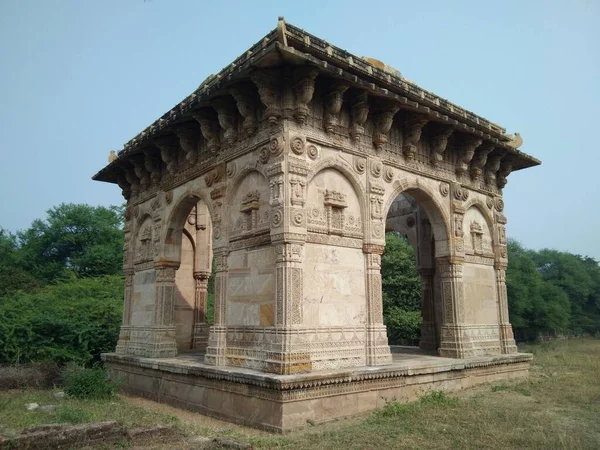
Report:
63,366,119,399
0,276,123,366
384,307,421,344
420,390,457,406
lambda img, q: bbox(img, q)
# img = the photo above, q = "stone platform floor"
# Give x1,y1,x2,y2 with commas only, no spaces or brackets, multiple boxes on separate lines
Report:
105,347,532,431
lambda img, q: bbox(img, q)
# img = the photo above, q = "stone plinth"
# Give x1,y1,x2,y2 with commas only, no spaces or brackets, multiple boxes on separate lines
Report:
104,349,532,432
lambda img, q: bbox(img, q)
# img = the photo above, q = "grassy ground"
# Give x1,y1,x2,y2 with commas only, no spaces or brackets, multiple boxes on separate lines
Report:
1,339,599,449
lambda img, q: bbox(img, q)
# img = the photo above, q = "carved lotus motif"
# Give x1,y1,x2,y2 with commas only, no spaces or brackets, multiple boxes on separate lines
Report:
291,137,305,155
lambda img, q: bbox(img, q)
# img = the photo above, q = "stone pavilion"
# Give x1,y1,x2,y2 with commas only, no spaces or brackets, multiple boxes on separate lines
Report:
94,18,541,431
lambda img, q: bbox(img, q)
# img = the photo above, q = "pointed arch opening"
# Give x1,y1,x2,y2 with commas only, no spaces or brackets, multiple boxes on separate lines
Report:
383,184,451,353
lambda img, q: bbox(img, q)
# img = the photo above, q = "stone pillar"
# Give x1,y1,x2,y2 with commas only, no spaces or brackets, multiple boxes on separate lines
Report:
266,241,309,374
437,257,473,358
418,268,436,351
204,250,228,366
192,270,211,352
495,265,518,354
364,244,393,366
146,262,178,358
115,268,134,355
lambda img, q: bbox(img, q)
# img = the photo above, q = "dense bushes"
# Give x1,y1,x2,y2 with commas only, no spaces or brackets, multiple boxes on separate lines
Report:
0,276,123,366
63,366,119,399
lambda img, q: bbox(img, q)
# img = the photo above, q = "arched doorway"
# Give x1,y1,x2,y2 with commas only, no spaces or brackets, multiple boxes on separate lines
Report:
164,195,215,354
382,186,451,355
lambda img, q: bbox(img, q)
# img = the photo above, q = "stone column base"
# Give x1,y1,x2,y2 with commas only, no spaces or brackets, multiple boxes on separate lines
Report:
366,326,393,366
192,323,210,353
419,321,437,351
204,326,227,366
500,324,518,354
115,325,177,358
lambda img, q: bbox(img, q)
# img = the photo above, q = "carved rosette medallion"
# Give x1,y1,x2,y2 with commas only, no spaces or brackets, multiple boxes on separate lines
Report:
439,182,450,197
292,210,305,226
353,156,366,174
370,160,382,178
383,166,394,183
307,144,319,160
258,147,270,164
269,136,284,157
494,197,504,212
290,136,305,155
271,209,283,228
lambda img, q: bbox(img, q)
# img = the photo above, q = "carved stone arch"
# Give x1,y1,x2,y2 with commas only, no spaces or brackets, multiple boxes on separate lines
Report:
161,187,214,266
462,197,496,246
306,156,368,221
383,177,452,257
226,164,269,207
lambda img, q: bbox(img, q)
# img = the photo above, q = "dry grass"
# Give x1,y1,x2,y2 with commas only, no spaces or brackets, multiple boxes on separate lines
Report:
1,339,599,449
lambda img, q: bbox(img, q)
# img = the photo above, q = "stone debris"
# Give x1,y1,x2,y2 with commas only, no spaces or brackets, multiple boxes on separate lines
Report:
52,391,65,399
24,403,38,411
0,421,127,449
38,405,56,413
213,437,253,450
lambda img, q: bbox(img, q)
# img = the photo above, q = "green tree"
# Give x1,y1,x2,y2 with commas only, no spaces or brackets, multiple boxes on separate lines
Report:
381,232,422,343
16,203,124,283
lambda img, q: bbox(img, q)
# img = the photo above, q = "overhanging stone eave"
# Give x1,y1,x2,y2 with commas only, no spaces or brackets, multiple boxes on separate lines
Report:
275,44,541,169
92,42,288,183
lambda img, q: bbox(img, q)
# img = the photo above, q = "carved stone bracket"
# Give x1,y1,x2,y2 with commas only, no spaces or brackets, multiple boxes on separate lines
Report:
213,97,238,147
470,142,494,182
484,151,505,186
251,69,281,125
293,66,319,124
154,135,180,173
497,160,513,189
430,126,454,166
143,149,162,185
192,110,221,154
131,156,150,188
323,81,349,133
456,136,482,177
174,124,199,165
229,83,257,137
372,103,400,151
403,115,429,161
349,91,369,143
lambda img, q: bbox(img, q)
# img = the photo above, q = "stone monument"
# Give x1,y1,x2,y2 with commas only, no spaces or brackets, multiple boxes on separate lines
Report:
95,18,540,430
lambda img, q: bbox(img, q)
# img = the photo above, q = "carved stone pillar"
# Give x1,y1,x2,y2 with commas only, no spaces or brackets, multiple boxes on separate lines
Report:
265,240,309,375
192,270,211,352
495,265,517,354
437,258,473,358
204,250,228,366
146,262,178,358
363,244,393,366
418,268,436,351
115,267,134,355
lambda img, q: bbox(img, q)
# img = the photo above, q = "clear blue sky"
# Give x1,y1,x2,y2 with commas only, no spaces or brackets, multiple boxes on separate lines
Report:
1,0,598,258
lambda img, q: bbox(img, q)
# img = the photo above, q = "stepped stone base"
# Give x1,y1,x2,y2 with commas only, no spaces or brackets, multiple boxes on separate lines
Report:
103,348,532,432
